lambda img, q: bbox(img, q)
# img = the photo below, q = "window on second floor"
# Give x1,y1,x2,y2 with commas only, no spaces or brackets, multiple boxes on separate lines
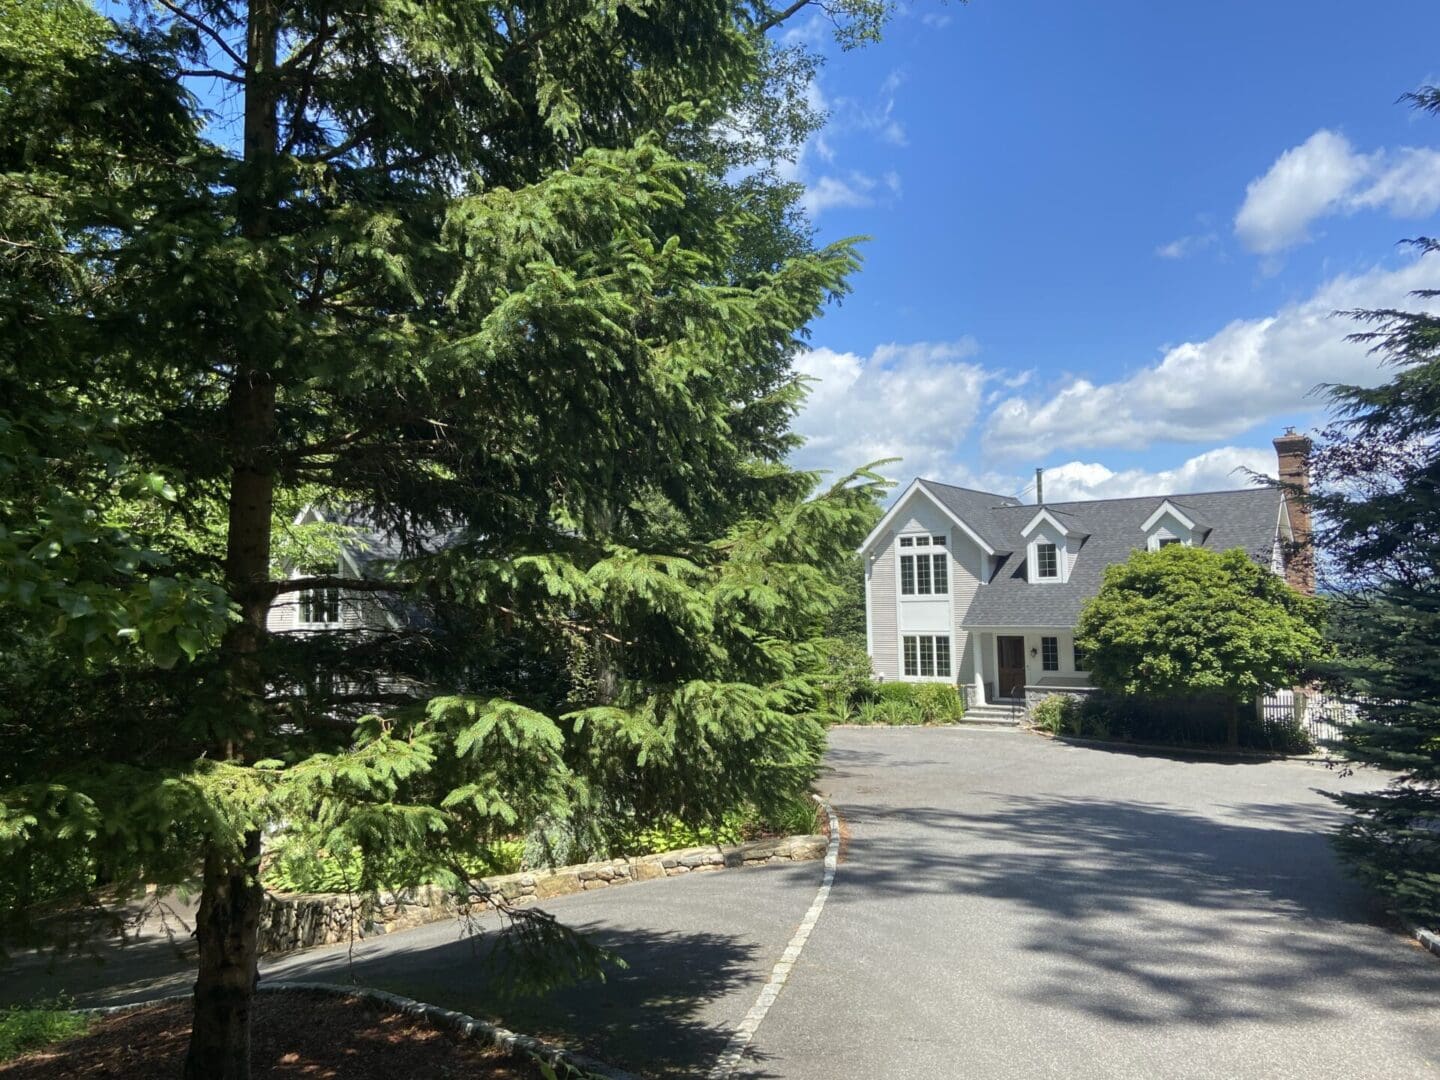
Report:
1035,542,1059,580
899,549,948,596
1157,536,1182,548
299,586,340,626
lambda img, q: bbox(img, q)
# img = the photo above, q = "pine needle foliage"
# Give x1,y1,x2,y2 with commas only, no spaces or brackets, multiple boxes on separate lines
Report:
1299,88,1440,924
0,1,893,1075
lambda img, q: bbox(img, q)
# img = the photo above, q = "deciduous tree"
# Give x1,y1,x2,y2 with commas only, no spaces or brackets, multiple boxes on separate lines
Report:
1075,545,1324,746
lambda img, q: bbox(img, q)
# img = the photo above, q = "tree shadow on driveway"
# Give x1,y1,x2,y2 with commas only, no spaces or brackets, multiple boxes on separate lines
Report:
827,792,1440,1044
268,919,772,1079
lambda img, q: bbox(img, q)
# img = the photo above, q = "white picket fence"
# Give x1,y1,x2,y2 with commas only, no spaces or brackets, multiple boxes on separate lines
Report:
1259,688,1359,749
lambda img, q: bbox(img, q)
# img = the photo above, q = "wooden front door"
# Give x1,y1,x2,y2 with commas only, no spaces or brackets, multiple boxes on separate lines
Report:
997,636,1026,699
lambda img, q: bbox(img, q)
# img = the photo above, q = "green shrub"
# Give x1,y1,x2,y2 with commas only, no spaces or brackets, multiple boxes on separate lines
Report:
0,1000,86,1062
870,682,963,724
263,839,524,893
874,681,919,705
755,795,821,837
620,814,743,855
812,637,877,713
1029,695,1073,735
1036,692,1316,752
913,683,964,723
817,697,860,726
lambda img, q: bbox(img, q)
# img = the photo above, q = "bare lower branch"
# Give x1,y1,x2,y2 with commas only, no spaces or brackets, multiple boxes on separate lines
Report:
156,0,246,70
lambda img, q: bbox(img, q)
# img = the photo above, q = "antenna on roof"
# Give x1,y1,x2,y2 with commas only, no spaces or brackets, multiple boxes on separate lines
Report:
1035,467,1044,506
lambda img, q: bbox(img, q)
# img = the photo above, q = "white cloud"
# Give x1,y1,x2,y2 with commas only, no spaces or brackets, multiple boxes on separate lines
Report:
1235,130,1440,254
1155,232,1217,259
984,253,1440,457
1234,130,1369,254
781,69,909,217
791,340,989,479
799,171,883,216
1037,447,1277,502
1351,146,1440,216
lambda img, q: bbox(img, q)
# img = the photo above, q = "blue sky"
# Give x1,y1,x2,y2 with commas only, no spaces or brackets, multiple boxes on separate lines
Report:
784,0,1440,501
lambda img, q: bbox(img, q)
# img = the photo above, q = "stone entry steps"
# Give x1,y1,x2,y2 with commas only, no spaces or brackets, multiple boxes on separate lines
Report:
962,700,1027,727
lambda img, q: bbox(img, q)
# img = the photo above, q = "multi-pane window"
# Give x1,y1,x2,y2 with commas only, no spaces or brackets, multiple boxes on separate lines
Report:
931,552,948,593
935,636,951,676
899,535,948,596
1157,537,1181,548
1035,542,1059,580
902,635,952,678
300,586,340,625
1041,636,1059,672
915,553,932,593
1073,641,1088,672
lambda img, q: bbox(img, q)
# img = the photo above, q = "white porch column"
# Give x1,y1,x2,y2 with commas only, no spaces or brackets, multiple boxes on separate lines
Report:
972,632,988,706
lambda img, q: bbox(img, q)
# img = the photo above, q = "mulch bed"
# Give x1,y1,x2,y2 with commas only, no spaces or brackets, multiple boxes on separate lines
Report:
0,992,546,1079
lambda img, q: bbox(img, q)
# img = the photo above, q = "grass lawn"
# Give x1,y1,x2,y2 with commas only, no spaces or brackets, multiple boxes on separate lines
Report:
0,1003,87,1063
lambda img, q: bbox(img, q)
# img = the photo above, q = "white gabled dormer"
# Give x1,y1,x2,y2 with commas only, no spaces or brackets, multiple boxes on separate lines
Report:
1020,507,1084,584
1140,499,1208,552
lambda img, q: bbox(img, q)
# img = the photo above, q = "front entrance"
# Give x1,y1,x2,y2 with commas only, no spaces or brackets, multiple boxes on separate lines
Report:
996,635,1026,699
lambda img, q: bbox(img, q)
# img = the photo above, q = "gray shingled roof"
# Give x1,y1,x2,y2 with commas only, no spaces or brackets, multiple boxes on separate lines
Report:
916,480,1023,552
934,485,1286,628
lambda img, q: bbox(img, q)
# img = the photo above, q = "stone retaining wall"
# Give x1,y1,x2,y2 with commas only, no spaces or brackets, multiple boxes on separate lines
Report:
257,833,827,956
1023,684,1098,714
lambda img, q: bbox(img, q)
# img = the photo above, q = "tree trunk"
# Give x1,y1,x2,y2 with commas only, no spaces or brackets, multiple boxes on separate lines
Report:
185,4,280,1078
184,832,264,1080
1227,699,1240,749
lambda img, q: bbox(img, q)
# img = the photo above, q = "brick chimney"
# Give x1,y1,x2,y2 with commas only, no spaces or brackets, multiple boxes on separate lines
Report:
1273,428,1314,594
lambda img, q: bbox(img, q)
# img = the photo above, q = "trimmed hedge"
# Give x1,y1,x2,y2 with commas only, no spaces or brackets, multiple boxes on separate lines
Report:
1031,692,1313,753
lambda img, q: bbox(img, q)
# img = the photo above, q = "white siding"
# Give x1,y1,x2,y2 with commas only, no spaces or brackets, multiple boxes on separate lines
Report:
868,532,899,678
950,526,983,685
266,595,298,633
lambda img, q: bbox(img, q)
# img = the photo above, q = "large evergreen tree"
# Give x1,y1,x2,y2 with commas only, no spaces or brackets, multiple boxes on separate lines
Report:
0,1,892,1075
1303,86,1440,926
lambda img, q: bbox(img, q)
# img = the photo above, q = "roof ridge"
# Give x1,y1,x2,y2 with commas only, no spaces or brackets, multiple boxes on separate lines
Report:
992,485,1274,512
917,477,1020,505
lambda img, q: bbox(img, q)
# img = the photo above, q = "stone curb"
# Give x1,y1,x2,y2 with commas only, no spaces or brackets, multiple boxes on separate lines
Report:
259,831,829,956
1408,921,1440,960
75,982,636,1080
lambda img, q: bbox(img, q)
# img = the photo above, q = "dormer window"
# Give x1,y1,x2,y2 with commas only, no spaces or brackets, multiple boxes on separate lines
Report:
1019,507,1084,585
898,534,949,596
1142,500,1205,552
1035,542,1059,580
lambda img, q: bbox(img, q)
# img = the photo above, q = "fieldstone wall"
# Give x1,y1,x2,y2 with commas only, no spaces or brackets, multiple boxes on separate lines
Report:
257,833,827,956
1023,684,1098,714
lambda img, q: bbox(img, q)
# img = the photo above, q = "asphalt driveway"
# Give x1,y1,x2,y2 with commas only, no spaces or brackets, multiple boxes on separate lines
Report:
747,728,1439,1080
6,729,1438,1078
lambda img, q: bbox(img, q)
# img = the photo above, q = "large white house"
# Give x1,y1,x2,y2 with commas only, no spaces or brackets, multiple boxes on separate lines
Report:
858,432,1313,712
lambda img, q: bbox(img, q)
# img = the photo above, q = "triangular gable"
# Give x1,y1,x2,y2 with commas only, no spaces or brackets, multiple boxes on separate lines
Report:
858,479,1001,558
